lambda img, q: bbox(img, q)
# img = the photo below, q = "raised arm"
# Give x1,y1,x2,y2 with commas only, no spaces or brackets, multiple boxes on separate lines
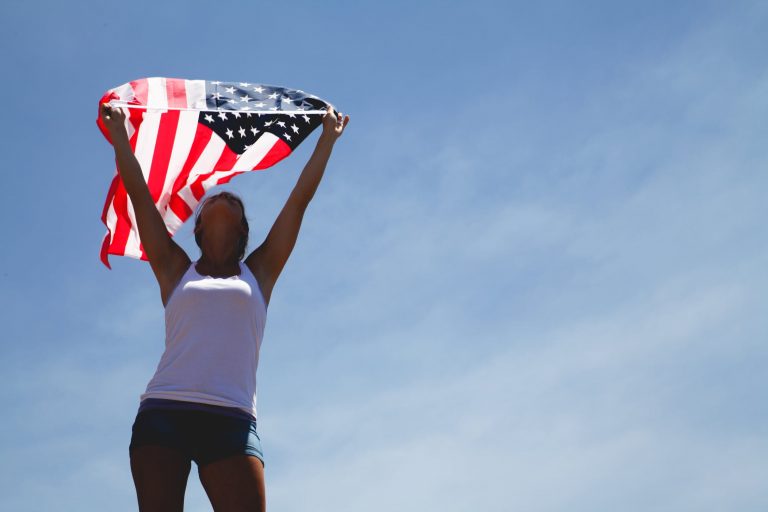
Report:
100,104,190,304
245,106,350,305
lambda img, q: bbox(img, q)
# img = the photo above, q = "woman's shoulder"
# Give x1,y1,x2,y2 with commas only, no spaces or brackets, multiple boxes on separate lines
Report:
159,253,194,308
243,257,272,309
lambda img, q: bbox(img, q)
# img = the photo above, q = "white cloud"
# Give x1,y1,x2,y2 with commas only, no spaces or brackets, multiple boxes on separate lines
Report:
262,271,763,512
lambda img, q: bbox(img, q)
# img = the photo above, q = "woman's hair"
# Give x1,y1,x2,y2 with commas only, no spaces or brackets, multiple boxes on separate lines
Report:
193,191,249,260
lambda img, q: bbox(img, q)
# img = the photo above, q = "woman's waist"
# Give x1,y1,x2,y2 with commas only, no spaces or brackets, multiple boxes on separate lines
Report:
137,396,257,422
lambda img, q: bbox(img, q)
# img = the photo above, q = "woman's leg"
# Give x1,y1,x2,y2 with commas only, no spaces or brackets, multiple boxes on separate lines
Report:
130,445,192,512
197,454,266,512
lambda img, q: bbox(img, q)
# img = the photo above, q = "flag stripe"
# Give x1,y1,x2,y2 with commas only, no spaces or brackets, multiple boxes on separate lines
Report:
167,123,215,223
161,110,200,210
99,173,121,268
106,103,328,115
253,138,292,170
110,182,132,258
192,145,239,200
129,79,150,106
123,79,166,259
101,173,120,225
163,207,187,235
189,144,240,201
177,135,227,211
104,107,145,261
127,110,160,258
166,78,188,109
185,79,208,110
232,133,281,171
146,110,178,203
205,133,280,189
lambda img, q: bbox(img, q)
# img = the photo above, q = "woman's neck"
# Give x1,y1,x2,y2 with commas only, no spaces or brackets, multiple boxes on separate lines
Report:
196,254,241,277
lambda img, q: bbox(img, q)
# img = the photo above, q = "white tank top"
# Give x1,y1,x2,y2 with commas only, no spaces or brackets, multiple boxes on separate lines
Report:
139,259,267,420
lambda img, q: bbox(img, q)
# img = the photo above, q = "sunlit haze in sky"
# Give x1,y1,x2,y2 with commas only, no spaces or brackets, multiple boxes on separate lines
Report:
1,1,766,510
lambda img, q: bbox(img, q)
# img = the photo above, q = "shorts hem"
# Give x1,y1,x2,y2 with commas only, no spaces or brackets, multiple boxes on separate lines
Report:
196,450,265,469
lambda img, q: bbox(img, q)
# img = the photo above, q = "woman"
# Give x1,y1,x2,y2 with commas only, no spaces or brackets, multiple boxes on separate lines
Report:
99,101,349,512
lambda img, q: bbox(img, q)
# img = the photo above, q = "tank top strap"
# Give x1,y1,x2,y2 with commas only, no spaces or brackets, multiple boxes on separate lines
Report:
240,260,268,313
164,261,196,309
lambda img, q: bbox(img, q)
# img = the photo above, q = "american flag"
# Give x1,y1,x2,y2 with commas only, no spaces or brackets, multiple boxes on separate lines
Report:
96,77,330,269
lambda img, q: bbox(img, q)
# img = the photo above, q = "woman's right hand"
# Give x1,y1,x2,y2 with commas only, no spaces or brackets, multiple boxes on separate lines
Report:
100,103,129,143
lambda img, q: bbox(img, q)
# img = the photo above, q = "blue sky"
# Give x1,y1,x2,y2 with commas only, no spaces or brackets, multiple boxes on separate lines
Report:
1,1,767,510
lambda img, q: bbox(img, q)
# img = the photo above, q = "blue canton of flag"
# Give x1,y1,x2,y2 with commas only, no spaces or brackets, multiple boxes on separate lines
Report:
202,81,328,153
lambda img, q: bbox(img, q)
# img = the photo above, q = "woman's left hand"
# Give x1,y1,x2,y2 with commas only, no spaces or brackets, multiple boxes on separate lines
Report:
321,105,350,141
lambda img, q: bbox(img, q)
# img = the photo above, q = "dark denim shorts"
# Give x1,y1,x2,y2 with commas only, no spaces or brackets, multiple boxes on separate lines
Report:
129,403,264,468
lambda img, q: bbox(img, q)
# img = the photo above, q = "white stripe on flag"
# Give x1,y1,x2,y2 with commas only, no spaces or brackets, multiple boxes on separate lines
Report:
163,207,187,234
104,177,119,246
159,110,199,211
147,77,169,109
123,110,136,141
232,132,280,171
200,132,280,190
176,135,227,212
106,101,327,115
111,82,135,104
185,80,208,110
124,78,167,257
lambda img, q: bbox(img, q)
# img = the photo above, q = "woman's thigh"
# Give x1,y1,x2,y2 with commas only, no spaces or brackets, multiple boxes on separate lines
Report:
198,454,266,512
130,445,192,512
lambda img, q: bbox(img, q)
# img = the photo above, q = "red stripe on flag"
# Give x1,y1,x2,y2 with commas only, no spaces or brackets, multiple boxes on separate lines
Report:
168,194,193,223
253,138,292,170
214,140,291,186
100,232,112,269
127,107,145,141
190,145,239,201
137,75,191,261
101,119,143,268
99,82,143,269
216,170,246,186
146,110,179,202
108,181,132,261
166,78,188,109
130,79,149,105
101,174,120,225
100,174,120,266
171,124,214,196
167,124,215,222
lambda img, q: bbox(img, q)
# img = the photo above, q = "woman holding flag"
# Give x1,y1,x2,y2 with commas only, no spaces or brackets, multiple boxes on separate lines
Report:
100,100,349,512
